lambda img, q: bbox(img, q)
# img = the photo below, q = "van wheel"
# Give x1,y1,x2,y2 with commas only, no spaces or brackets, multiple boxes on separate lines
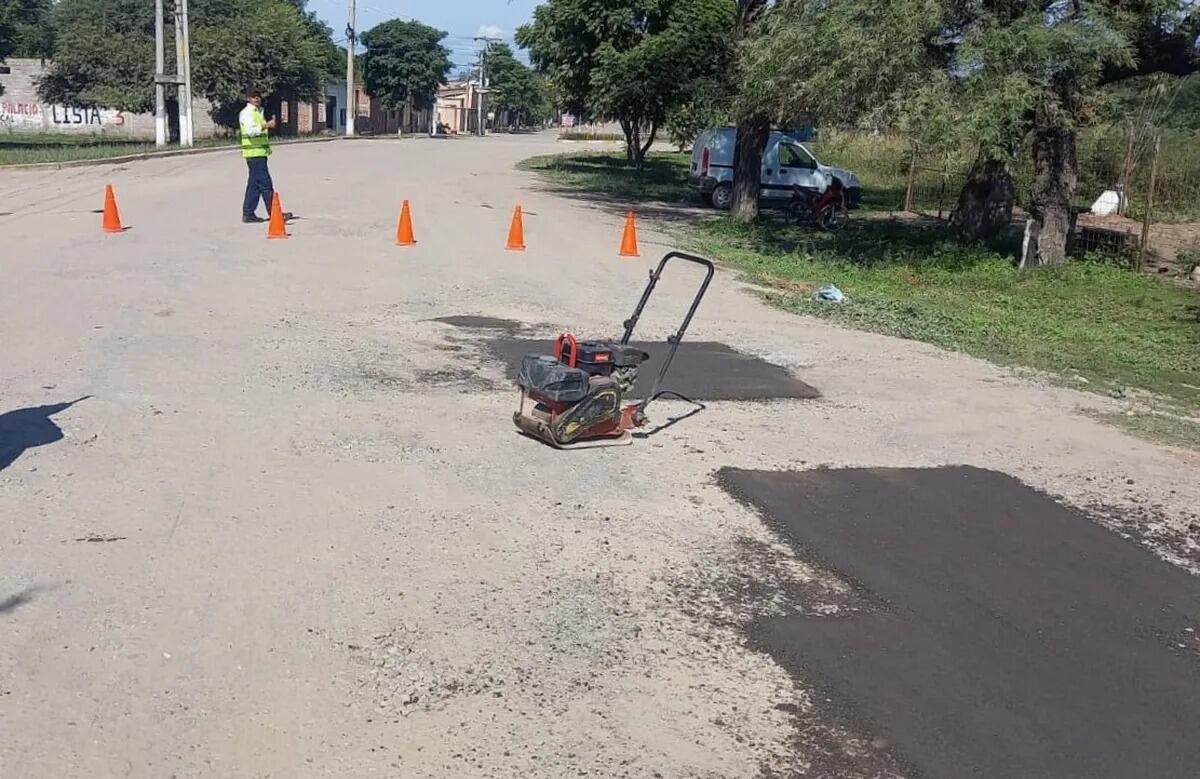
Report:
711,183,733,210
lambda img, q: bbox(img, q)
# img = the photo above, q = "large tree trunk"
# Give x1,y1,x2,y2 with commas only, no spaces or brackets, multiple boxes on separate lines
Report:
731,110,770,223
1025,104,1078,266
950,152,1015,243
729,1,772,223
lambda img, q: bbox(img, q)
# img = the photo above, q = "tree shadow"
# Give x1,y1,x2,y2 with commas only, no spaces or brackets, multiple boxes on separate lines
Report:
0,584,55,615
521,152,701,218
535,184,717,226
0,397,89,472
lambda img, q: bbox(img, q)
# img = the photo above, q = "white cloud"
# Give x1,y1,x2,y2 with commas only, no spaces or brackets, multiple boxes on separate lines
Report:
477,24,505,39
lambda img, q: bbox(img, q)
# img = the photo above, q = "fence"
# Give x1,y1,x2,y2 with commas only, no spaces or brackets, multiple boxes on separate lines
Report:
886,127,1200,274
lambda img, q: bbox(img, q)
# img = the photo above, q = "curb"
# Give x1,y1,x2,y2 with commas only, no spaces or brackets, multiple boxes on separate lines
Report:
0,135,342,172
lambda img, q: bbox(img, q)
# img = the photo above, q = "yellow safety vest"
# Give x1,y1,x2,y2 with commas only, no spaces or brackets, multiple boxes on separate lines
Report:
239,105,271,158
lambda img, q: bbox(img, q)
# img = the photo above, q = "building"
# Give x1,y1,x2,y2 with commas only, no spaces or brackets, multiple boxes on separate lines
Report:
435,80,488,135
324,79,433,136
362,97,434,135
323,79,370,135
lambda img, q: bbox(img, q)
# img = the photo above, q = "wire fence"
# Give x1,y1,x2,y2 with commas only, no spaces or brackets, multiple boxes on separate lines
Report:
899,128,1200,274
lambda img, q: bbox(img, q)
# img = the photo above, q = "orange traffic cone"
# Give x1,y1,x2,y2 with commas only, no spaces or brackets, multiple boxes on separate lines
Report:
619,211,639,257
267,192,288,239
505,205,526,251
101,184,124,233
395,199,416,246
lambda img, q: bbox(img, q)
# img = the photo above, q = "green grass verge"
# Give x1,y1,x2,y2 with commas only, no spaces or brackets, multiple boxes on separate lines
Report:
520,150,1200,414
0,133,236,166
692,218,1199,408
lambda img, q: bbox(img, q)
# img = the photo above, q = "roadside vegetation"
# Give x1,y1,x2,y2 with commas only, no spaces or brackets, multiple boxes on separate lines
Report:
0,133,239,165
521,148,1200,441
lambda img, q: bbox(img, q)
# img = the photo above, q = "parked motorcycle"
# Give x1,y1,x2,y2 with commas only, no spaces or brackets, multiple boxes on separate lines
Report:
788,178,849,231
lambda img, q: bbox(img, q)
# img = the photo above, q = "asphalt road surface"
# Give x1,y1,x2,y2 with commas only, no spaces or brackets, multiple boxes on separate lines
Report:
721,466,1200,778
1,133,1197,778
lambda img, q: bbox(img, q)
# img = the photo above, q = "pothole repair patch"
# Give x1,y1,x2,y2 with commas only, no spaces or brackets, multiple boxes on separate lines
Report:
484,338,819,401
719,465,1200,779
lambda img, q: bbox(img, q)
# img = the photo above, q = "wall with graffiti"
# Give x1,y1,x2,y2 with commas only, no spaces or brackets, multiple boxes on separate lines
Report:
0,59,216,138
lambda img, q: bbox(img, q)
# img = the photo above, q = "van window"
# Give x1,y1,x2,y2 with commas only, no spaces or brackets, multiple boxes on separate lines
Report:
779,144,817,170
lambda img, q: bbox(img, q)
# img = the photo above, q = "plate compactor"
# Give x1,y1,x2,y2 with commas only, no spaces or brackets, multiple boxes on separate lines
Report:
514,252,715,449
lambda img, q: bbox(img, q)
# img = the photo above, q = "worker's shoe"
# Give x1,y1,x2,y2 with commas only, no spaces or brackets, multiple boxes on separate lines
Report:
242,215,265,223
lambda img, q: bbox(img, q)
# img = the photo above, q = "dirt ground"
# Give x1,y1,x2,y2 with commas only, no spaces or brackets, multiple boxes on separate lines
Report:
1076,211,1200,280
1,133,1197,778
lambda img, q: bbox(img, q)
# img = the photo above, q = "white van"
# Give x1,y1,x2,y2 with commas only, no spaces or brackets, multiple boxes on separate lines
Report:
687,127,862,210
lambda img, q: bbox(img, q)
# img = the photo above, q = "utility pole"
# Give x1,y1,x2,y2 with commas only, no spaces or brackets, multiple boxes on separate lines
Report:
180,0,194,146
474,50,485,136
173,0,194,147
154,0,167,146
345,0,356,137
472,37,500,137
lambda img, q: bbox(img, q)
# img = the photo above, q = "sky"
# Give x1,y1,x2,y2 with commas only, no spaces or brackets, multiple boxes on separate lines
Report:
305,0,541,71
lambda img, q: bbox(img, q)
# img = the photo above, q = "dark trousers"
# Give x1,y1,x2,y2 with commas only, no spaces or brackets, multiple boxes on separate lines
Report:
243,156,274,218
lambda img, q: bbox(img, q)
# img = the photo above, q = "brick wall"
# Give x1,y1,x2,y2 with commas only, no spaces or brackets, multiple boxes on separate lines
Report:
0,58,218,138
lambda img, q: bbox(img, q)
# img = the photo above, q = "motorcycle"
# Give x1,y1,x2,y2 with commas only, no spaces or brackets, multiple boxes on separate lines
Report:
788,177,849,231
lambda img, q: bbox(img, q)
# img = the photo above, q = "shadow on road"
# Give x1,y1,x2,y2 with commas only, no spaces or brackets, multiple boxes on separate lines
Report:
529,182,717,227
0,584,54,616
0,397,89,472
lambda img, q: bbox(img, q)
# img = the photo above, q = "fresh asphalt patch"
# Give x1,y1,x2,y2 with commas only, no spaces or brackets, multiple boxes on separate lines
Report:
430,315,527,334
719,465,1200,779
483,338,820,401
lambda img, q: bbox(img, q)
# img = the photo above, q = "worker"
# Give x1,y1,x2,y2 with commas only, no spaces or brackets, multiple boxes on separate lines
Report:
239,89,282,223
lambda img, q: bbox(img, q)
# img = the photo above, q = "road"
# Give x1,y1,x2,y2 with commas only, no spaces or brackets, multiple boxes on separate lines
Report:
1,132,1197,778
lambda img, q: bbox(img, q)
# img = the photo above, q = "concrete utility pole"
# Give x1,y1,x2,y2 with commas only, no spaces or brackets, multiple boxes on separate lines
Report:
173,0,194,147
345,0,356,137
154,0,167,146
477,47,485,137
472,37,500,137
181,0,194,146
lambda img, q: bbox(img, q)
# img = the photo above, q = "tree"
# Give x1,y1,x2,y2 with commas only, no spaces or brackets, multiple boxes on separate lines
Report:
360,19,451,111
728,0,772,223
741,0,1018,239
665,72,734,151
0,3,15,94
517,0,733,166
485,42,552,127
190,0,330,121
0,0,54,61
299,9,346,81
742,0,1198,260
38,0,335,126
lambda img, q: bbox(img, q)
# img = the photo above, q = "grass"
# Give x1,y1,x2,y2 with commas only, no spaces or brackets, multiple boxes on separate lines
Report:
812,127,1200,222
1088,410,1200,451
558,129,626,142
519,149,1200,418
692,218,1200,408
0,132,239,165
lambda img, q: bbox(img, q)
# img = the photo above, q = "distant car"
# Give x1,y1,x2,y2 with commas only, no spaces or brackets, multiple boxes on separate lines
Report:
687,126,862,211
